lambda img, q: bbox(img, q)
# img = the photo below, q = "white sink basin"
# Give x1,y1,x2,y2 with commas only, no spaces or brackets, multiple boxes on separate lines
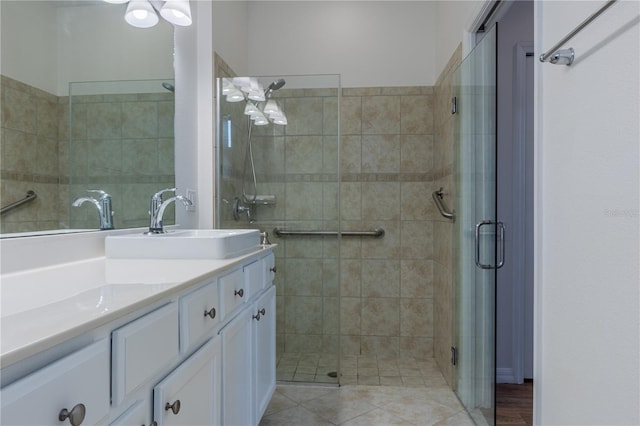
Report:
105,229,261,259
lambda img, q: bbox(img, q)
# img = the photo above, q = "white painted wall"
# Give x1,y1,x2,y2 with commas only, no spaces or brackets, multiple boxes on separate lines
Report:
175,0,214,230
246,1,437,87
212,0,249,75
534,1,640,424
434,0,484,75
57,3,174,95
0,1,58,94
0,1,173,96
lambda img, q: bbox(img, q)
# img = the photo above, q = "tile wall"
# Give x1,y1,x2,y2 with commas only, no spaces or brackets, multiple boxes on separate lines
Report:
68,90,175,229
215,53,455,367
337,86,438,360
0,75,175,234
1,75,65,233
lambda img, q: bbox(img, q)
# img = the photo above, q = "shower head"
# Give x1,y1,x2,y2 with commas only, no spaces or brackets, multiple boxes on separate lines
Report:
162,82,175,92
264,78,286,97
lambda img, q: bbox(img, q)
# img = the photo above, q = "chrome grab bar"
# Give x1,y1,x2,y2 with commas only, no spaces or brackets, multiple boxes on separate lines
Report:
432,188,455,221
539,0,618,65
1,190,37,215
273,227,385,238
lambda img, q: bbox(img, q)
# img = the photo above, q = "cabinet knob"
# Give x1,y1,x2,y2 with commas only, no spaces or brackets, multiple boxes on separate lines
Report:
270,266,277,273
253,308,266,321
204,307,216,319
58,403,86,426
165,399,181,415
234,288,244,298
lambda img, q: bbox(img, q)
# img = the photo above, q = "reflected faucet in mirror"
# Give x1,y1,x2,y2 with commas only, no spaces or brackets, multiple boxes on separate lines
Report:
72,190,114,230
148,188,192,234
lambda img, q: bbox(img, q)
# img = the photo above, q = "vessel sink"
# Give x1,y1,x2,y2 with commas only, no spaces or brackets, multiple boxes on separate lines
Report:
105,229,261,259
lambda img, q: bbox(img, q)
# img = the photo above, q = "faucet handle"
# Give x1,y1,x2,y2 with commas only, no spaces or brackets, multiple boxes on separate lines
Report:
152,188,177,201
87,189,111,200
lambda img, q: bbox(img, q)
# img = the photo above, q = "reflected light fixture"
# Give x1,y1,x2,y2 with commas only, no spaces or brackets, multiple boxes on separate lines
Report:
125,0,158,28
105,0,192,28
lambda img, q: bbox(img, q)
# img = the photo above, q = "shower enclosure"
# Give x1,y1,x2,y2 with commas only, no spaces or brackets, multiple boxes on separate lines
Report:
216,74,342,385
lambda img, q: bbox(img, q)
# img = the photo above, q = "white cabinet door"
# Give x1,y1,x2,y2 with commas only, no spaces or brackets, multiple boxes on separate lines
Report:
1,339,110,426
253,286,276,424
153,337,221,426
221,308,253,426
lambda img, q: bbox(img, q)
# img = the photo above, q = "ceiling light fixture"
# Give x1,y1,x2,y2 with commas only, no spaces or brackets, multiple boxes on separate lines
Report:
105,0,192,28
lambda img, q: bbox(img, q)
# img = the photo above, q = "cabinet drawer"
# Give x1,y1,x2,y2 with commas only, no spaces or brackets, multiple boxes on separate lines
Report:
180,280,220,352
1,339,110,426
263,252,276,285
220,268,245,319
245,259,263,298
112,303,179,405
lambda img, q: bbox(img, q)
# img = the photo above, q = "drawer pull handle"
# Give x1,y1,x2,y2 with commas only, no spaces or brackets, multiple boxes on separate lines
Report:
253,308,266,321
58,403,86,425
165,400,181,415
234,289,244,298
204,307,216,319
270,266,277,273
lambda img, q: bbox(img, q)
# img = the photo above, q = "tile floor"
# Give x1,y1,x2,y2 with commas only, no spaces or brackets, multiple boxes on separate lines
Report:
259,384,475,425
265,354,475,425
276,353,449,387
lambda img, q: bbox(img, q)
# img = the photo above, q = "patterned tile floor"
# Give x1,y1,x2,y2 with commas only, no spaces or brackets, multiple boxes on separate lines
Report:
259,384,475,425
264,354,475,425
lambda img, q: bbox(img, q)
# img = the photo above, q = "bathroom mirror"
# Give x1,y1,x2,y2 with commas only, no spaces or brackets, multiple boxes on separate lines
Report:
0,0,175,237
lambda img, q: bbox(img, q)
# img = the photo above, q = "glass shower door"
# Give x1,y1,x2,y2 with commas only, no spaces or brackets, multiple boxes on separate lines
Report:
453,25,498,425
216,74,341,385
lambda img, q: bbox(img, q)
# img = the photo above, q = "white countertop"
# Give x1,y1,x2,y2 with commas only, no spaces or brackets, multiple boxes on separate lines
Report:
0,247,272,368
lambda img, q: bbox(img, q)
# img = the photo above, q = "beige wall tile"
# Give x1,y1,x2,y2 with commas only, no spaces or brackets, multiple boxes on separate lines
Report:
400,134,434,173
362,96,400,134
401,259,434,298
361,298,399,336
400,298,434,337
401,95,435,135
361,259,400,298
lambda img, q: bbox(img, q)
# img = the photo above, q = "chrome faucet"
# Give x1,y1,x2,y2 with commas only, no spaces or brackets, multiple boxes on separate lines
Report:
148,188,192,234
72,190,114,230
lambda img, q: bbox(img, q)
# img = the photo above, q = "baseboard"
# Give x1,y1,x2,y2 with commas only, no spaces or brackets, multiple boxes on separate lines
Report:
496,367,516,383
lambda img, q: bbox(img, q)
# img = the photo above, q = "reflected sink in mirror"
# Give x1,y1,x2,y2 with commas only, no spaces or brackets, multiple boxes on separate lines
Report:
105,229,261,259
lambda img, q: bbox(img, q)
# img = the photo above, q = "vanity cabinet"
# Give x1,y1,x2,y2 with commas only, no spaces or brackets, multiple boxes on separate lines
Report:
0,249,275,426
1,339,110,426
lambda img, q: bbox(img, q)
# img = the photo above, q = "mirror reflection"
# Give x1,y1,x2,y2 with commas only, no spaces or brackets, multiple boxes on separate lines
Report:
0,0,175,237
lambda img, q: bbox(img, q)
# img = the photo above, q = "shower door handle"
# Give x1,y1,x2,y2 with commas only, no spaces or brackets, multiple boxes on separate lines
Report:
475,220,505,269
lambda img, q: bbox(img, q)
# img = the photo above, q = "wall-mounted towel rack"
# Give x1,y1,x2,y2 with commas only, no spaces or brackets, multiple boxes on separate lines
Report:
432,188,455,221
1,190,37,215
539,0,618,66
273,227,385,238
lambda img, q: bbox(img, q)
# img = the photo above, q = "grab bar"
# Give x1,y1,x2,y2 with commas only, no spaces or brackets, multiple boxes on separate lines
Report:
273,227,385,238
1,190,37,215
539,0,618,65
432,188,455,221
